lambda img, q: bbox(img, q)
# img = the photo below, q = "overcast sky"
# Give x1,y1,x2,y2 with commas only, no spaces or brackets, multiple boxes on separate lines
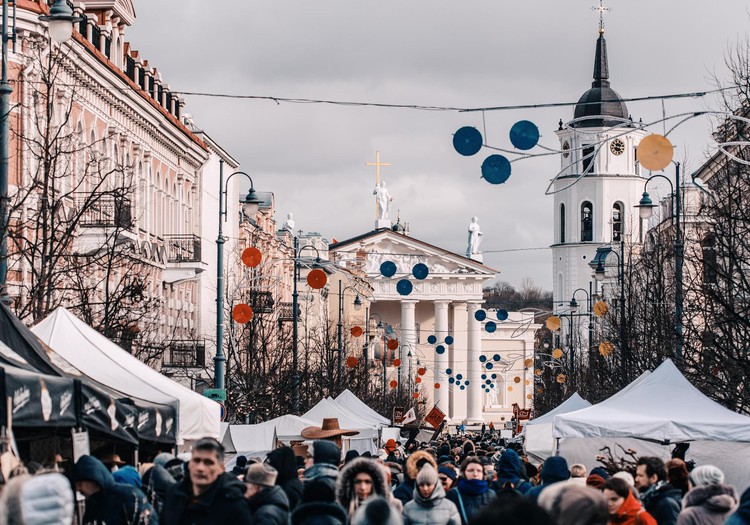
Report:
127,1,750,290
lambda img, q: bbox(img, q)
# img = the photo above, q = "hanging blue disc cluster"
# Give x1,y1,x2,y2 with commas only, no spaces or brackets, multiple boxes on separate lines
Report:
380,261,397,277
474,309,487,321
509,120,540,150
497,309,508,321
453,126,483,156
428,333,454,355
396,279,413,296
481,155,511,185
483,372,499,393
379,260,430,297
412,263,429,280
445,368,469,390
485,321,497,333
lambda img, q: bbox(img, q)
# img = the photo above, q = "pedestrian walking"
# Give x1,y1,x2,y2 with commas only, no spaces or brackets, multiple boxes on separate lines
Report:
392,450,438,506
337,457,398,519
445,456,496,525
725,486,750,525
266,446,304,511
603,477,657,525
244,463,290,525
0,473,74,525
635,457,681,525
402,464,460,525
676,465,738,525
526,456,570,501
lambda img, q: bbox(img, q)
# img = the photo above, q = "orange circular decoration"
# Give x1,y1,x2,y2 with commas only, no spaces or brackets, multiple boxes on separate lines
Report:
593,301,609,317
599,341,615,357
527,394,533,400
346,356,358,368
412,393,419,399
507,386,513,392
546,316,561,331
350,326,363,337
241,247,262,268
524,358,534,368
534,368,542,376
415,376,422,384
387,339,399,350
513,376,521,384
638,134,674,171
393,358,402,367
389,380,398,389
556,373,567,384
552,348,564,359
232,304,254,324
417,367,426,376
434,383,441,389
306,268,327,289
525,379,530,385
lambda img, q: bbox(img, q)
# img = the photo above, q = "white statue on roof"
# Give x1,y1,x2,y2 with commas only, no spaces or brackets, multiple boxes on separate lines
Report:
283,213,295,231
374,181,393,221
467,217,483,257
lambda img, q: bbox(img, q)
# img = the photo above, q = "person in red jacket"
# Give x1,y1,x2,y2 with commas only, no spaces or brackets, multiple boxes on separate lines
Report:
604,477,657,525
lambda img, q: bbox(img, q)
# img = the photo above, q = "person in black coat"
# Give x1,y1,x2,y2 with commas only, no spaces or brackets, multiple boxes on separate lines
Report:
244,463,290,525
72,455,157,525
291,478,349,525
267,445,304,510
446,456,496,525
160,437,252,525
636,457,682,525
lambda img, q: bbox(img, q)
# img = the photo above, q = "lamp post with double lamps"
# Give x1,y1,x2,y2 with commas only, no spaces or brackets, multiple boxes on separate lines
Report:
635,162,683,370
593,241,628,380
568,287,594,373
0,1,82,296
336,282,363,389
215,159,263,394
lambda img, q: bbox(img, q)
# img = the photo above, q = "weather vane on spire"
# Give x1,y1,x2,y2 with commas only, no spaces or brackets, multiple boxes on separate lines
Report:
592,0,611,35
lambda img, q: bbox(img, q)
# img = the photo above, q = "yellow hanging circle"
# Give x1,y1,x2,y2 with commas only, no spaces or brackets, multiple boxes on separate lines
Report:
639,134,674,171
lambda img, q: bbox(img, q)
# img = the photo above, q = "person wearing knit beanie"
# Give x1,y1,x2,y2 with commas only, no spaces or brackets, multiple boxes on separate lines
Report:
438,466,458,492
679,465,738,525
403,464,461,525
689,465,724,487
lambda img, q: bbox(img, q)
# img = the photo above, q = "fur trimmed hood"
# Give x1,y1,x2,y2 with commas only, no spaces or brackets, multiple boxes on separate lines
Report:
336,458,390,507
405,451,438,481
684,484,739,513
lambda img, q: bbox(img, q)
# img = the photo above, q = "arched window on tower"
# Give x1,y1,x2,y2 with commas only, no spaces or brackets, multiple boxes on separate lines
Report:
701,233,717,284
581,201,593,242
560,203,566,243
612,202,624,242
582,145,595,174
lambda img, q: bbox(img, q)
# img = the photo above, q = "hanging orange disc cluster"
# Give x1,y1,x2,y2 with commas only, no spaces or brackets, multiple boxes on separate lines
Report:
393,358,402,367
387,339,399,350
241,247,262,268
389,380,398,389
351,326,363,337
417,367,426,376
346,356,358,368
546,316,561,331
307,269,327,289
232,304,254,324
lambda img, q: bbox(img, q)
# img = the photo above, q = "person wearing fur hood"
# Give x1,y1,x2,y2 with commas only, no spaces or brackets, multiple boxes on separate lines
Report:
336,457,402,518
676,465,738,525
392,450,438,506
403,464,460,525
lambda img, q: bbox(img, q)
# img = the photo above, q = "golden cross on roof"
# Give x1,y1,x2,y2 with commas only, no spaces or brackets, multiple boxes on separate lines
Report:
366,150,391,186
592,0,611,35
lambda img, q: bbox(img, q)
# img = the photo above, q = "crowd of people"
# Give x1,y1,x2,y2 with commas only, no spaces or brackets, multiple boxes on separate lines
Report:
0,429,749,525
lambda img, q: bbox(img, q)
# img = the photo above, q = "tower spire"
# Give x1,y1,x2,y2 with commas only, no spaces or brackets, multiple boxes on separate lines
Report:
592,31,610,88
592,0,611,36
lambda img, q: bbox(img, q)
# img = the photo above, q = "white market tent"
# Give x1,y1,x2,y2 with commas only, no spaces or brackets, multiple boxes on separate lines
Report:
335,389,390,427
304,396,381,453
222,414,318,454
32,307,220,442
523,392,591,463
552,359,750,491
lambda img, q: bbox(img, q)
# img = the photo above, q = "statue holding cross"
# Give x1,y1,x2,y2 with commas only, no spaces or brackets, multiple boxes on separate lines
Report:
366,151,394,225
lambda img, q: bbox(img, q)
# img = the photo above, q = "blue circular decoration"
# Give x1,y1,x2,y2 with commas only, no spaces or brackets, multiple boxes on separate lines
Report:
444,336,454,345
427,335,437,344
481,374,487,380
485,388,490,393
485,321,497,333
446,368,452,375
455,380,461,386
481,155,511,185
509,120,540,151
396,279,413,296
436,345,446,355
412,263,429,280
486,379,492,384
486,362,494,370
491,373,497,379
456,374,463,380
479,355,487,363
491,383,495,389
465,381,470,386
493,354,501,362
380,261,397,277
497,309,509,321
453,126,483,156
449,377,455,384
474,309,487,322
460,385,466,390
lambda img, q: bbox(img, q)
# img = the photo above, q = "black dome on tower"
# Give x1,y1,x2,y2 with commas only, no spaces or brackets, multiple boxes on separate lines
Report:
572,32,629,128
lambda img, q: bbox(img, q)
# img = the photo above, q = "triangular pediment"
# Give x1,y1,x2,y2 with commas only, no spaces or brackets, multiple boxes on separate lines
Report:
84,0,136,25
331,229,497,279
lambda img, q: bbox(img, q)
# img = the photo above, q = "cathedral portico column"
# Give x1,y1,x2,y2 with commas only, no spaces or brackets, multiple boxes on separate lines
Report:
434,300,450,413
450,302,467,422
467,301,483,423
400,300,418,389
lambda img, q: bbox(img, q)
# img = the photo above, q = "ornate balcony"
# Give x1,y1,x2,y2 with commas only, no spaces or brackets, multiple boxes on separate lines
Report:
248,290,274,314
164,340,206,368
77,194,133,229
164,234,201,264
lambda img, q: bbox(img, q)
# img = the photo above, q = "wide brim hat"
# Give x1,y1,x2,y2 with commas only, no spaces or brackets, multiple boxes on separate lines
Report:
101,454,126,466
300,418,359,439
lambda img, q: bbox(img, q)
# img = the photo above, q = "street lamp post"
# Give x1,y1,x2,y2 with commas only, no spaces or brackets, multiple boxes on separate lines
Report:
0,1,81,295
215,159,263,394
370,313,388,411
568,287,592,375
336,281,362,390
593,241,627,381
635,162,683,369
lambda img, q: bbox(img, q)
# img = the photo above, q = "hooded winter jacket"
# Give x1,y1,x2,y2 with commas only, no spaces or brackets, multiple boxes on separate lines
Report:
267,445,304,510
144,464,178,515
160,470,252,525
291,501,349,525
73,455,157,525
676,484,738,525
493,449,532,495
610,490,658,525
640,481,682,525
247,485,290,525
392,451,438,505
402,481,460,525
446,480,495,525
725,486,750,525
337,457,400,518
526,456,570,502
0,473,75,525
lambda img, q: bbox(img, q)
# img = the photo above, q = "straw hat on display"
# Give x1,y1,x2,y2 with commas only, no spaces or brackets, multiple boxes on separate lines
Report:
301,418,359,440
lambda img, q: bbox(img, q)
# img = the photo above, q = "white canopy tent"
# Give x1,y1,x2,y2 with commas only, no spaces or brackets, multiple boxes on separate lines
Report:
523,392,591,462
335,389,390,426
222,414,319,454
552,360,750,491
32,307,220,442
